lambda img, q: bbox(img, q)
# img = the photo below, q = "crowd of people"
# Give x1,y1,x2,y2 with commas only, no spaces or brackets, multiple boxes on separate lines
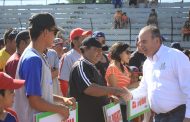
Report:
113,8,158,30
113,10,129,29
113,0,158,8
73,0,158,8
0,11,190,122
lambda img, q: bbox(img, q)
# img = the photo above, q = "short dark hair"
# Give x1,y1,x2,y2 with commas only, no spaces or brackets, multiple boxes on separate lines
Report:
3,29,19,45
183,49,190,57
28,13,56,41
71,42,75,48
0,89,5,96
3,28,13,44
71,36,80,48
15,30,30,48
0,38,4,46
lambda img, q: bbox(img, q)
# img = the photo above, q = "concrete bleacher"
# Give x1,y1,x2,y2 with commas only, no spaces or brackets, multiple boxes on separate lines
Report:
0,3,189,50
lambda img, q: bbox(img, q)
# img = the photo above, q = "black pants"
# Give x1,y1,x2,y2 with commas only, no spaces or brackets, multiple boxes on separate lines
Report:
115,0,122,8
121,104,129,122
183,34,190,41
129,0,137,6
154,104,186,122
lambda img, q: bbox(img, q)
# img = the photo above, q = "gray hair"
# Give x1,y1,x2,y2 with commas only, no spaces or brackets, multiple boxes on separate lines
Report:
141,25,161,39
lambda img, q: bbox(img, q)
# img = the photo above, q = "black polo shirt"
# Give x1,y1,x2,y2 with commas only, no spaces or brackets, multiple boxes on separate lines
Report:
69,58,109,122
95,53,109,81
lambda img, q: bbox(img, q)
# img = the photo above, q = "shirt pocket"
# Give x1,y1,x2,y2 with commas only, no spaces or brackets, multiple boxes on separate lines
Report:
153,62,172,81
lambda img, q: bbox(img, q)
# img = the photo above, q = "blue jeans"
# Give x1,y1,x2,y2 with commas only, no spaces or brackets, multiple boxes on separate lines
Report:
154,105,186,122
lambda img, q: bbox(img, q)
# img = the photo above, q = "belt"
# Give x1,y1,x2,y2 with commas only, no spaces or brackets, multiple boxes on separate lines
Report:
155,104,186,116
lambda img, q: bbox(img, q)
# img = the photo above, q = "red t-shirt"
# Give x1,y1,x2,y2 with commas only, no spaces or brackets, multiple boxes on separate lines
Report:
5,52,20,78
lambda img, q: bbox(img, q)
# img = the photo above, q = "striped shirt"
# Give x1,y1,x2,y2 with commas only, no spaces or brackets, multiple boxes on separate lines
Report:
69,58,109,122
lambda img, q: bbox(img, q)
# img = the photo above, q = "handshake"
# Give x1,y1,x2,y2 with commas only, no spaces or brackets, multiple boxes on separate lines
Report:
111,87,133,102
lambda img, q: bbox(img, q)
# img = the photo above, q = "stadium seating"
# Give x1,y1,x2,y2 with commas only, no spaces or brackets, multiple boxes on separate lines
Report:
0,2,189,49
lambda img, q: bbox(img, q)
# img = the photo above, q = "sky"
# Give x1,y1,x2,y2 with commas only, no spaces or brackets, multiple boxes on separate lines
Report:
0,0,190,6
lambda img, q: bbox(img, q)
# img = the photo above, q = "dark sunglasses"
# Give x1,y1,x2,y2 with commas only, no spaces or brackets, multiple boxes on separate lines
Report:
49,28,58,36
125,50,131,54
53,43,63,47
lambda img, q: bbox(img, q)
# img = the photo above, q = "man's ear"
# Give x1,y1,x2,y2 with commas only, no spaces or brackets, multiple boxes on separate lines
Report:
155,37,161,44
72,39,77,45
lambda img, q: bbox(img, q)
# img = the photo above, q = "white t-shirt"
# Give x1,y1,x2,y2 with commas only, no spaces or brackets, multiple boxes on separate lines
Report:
59,49,81,81
14,47,53,122
45,49,59,69
45,49,62,95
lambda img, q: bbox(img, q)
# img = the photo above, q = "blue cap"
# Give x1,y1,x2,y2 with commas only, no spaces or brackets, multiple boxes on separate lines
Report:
92,31,105,38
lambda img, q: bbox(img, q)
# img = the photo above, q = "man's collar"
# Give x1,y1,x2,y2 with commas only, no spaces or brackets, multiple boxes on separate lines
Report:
148,44,165,61
73,49,81,55
82,58,95,67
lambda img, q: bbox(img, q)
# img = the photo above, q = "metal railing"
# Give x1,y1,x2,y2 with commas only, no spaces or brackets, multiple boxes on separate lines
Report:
128,17,132,45
1,0,189,6
171,16,174,43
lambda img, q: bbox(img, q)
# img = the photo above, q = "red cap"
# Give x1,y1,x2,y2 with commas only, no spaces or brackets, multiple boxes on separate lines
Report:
0,72,25,90
82,30,92,36
69,28,92,42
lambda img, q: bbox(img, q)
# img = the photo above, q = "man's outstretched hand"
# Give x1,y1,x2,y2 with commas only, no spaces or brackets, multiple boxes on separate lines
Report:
112,87,132,102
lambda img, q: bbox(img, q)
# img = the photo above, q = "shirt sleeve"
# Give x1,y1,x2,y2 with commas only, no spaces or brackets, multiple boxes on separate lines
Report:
54,52,59,69
59,56,73,81
174,52,190,118
74,61,95,93
0,57,4,71
19,56,42,96
105,66,116,79
131,76,148,99
131,61,148,99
